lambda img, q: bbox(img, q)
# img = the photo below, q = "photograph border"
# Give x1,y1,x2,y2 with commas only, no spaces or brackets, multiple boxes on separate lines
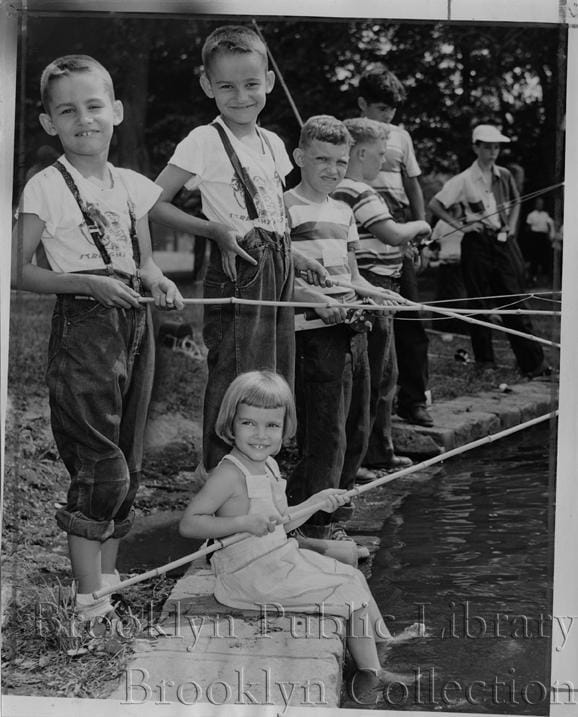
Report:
1,1,576,715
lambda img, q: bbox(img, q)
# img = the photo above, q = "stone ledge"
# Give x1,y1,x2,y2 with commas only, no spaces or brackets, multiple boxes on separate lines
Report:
108,559,345,709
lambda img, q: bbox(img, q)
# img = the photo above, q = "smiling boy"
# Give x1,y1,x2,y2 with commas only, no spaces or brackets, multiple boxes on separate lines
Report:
151,26,325,476
11,55,183,623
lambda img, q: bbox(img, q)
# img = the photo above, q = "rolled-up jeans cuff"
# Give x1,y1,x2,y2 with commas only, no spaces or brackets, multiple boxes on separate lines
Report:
55,507,135,541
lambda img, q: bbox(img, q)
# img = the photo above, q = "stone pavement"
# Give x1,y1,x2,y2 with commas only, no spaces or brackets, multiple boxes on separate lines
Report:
107,376,558,710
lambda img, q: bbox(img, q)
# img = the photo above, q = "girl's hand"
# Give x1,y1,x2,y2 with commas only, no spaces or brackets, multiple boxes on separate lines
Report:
313,489,351,514
242,514,280,537
87,275,143,309
150,277,185,311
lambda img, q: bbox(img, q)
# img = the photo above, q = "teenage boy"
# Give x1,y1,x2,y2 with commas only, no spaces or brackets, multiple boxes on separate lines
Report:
429,124,550,377
285,115,403,544
333,118,431,480
11,55,184,621
357,64,433,427
150,25,325,476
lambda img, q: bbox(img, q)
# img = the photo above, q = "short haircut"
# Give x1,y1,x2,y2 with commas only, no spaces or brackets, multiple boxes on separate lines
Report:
299,115,353,150
343,117,389,147
358,64,407,106
215,370,297,445
40,55,114,112
202,25,268,76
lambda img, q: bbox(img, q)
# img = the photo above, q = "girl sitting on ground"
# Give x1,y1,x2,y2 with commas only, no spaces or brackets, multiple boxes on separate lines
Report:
179,370,420,699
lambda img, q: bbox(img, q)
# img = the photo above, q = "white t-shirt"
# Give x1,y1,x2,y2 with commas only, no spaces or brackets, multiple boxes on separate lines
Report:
20,155,161,275
526,209,554,235
169,116,293,236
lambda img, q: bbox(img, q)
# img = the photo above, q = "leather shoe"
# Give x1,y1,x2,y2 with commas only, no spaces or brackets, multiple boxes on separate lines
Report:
356,466,377,484
397,404,434,427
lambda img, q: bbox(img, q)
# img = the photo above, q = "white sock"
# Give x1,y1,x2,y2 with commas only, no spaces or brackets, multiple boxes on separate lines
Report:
75,592,112,620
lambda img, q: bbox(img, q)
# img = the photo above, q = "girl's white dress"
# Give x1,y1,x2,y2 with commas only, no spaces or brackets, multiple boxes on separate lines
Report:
210,453,371,618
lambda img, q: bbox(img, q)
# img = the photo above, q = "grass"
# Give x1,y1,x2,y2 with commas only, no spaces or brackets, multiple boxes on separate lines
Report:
2,270,560,699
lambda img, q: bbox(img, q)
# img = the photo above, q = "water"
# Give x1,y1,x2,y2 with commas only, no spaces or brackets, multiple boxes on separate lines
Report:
368,425,556,714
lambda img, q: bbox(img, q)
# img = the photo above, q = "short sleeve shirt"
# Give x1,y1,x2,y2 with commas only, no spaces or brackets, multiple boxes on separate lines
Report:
284,187,359,331
369,124,421,217
433,161,518,232
333,178,403,279
20,155,161,275
168,115,293,236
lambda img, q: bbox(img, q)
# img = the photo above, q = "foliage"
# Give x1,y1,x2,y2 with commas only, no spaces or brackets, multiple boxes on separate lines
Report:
15,15,565,208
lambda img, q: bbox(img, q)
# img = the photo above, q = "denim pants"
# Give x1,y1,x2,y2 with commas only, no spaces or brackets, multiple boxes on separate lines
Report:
202,228,295,471
394,254,430,411
287,326,370,527
359,270,399,466
47,296,154,541
461,232,544,373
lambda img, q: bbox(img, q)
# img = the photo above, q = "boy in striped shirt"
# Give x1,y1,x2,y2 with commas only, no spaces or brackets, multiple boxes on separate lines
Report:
333,118,431,478
285,115,400,547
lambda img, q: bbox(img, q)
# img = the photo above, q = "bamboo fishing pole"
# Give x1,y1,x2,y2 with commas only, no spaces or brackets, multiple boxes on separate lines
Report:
93,409,557,600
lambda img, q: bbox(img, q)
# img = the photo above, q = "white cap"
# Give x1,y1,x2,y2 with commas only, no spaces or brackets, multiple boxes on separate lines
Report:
472,124,510,143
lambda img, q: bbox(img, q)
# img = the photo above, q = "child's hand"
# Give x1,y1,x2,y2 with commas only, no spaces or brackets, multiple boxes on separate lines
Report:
413,221,432,245
88,275,143,309
314,304,348,325
242,514,281,537
150,277,185,311
294,254,331,287
212,223,258,281
313,489,351,514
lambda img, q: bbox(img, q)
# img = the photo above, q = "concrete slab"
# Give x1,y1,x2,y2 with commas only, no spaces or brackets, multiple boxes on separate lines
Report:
109,562,344,708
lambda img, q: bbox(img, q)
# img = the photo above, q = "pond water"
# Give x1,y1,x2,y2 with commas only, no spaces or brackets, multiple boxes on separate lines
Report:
367,424,557,714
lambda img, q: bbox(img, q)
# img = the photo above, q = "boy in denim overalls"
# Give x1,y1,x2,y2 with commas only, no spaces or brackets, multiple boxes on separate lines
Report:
11,55,184,621
151,25,326,475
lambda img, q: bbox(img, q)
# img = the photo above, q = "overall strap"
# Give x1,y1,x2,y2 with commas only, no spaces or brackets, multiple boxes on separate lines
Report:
221,453,276,501
53,160,141,273
211,122,259,220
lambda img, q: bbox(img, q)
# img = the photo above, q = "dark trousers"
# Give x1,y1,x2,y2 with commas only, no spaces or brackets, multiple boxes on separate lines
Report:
394,254,429,411
287,327,370,527
48,298,154,541
202,229,295,472
461,231,544,373
359,270,399,466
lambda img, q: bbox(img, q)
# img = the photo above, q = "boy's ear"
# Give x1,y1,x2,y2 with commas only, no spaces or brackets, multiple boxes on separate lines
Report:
265,70,275,93
200,73,214,99
39,113,58,137
358,97,368,114
293,147,304,167
112,99,124,126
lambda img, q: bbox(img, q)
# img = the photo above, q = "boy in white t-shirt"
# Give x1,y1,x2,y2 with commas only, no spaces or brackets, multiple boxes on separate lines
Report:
151,25,325,475
11,55,184,622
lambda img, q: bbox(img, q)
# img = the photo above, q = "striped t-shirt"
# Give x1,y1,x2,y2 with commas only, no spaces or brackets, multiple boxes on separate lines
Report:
332,178,403,278
284,187,359,330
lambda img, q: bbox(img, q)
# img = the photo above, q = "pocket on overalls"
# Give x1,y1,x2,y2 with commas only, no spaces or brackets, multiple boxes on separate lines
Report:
235,227,267,291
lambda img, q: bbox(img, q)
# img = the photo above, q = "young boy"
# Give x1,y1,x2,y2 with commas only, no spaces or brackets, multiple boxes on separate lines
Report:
11,55,184,620
429,124,550,377
357,64,433,428
150,25,324,476
285,115,401,545
333,118,431,479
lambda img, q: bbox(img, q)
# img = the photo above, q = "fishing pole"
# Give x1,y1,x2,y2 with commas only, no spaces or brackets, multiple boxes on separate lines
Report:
92,409,557,600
